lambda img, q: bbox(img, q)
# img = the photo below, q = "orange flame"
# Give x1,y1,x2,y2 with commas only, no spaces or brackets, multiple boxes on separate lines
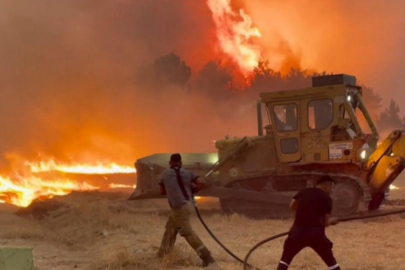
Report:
25,160,136,174
0,174,98,207
0,158,137,208
109,183,136,189
207,0,261,75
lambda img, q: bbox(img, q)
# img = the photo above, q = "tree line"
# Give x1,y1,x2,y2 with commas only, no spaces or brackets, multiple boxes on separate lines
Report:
139,52,401,132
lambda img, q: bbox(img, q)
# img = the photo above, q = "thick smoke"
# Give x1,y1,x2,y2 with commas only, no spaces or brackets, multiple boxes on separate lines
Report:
244,0,405,105
0,0,252,168
0,0,404,169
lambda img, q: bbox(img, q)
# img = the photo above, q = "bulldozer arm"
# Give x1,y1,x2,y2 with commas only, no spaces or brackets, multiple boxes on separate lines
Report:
128,153,218,200
366,130,405,196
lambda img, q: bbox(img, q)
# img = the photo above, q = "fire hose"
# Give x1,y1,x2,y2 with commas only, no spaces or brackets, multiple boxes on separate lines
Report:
193,200,405,270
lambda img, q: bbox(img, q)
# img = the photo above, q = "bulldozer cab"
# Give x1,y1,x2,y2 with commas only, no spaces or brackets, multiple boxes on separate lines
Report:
260,74,379,165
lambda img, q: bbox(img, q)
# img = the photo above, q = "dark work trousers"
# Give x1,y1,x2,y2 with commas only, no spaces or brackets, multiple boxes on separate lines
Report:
277,226,340,270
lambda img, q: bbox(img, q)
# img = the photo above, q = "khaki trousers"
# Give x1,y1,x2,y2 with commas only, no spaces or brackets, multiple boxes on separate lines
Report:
158,201,207,257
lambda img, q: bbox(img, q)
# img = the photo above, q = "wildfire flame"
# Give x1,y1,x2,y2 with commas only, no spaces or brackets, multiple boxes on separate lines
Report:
109,183,136,189
26,160,136,174
206,0,261,75
0,158,137,208
0,174,98,207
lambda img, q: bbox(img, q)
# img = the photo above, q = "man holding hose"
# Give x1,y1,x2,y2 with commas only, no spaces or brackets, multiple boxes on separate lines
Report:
157,153,216,267
277,175,340,270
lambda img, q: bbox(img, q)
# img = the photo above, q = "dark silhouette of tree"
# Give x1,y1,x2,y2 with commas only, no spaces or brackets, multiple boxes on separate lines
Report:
153,53,191,87
283,68,312,89
196,60,235,100
376,99,404,131
249,61,282,93
249,61,316,94
195,60,247,120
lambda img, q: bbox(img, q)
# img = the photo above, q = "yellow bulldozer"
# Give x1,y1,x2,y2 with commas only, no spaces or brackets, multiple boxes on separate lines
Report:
130,74,405,218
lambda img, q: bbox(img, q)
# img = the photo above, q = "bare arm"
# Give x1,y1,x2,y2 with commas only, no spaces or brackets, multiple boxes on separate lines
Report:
324,214,339,227
191,177,206,193
191,170,209,193
158,174,166,195
289,199,298,211
159,182,167,195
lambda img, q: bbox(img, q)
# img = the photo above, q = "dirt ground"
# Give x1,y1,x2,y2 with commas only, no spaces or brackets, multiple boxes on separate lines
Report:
2,185,405,270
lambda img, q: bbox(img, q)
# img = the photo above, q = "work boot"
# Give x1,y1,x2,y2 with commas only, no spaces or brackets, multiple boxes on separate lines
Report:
199,247,216,267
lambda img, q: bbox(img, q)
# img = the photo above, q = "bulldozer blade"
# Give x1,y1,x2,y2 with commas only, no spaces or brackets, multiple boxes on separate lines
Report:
128,185,163,200
129,153,218,201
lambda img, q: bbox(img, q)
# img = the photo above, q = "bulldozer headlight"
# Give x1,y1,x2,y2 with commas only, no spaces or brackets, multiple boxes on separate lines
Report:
360,150,367,160
359,143,370,161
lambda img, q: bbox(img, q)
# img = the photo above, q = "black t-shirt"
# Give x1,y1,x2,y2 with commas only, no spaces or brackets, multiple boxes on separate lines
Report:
292,187,333,228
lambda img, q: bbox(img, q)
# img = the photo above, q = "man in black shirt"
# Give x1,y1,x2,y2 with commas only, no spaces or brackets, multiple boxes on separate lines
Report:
277,175,340,270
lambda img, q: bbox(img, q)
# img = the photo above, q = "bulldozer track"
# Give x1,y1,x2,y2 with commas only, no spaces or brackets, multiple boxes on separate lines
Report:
220,171,371,218
386,199,405,206
228,171,370,200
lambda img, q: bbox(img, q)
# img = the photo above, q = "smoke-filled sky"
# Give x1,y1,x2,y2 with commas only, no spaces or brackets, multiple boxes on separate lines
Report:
1,0,405,167
244,0,405,91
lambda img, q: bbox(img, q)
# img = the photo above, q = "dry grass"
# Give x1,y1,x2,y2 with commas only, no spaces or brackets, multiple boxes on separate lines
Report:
1,189,405,269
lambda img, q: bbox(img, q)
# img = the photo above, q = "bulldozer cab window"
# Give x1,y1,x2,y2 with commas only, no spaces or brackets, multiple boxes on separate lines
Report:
273,104,297,132
308,99,333,130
